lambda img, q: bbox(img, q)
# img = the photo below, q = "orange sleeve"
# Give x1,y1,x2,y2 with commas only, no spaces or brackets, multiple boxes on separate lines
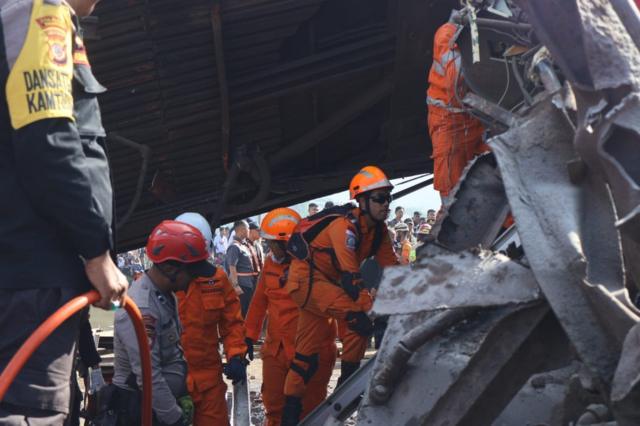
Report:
244,267,268,342
217,270,248,360
375,228,400,267
401,242,411,265
327,219,361,274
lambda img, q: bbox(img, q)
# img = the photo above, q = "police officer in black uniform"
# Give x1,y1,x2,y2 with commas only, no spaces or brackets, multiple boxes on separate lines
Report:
0,0,128,423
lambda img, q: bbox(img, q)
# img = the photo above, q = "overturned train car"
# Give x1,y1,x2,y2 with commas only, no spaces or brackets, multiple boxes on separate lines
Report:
85,0,457,250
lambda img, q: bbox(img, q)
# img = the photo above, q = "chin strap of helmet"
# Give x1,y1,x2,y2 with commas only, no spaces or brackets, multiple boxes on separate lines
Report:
359,193,385,224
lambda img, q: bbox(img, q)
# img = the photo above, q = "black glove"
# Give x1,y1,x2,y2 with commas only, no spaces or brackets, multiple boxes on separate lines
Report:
345,311,374,337
340,272,363,301
223,356,247,384
245,338,254,361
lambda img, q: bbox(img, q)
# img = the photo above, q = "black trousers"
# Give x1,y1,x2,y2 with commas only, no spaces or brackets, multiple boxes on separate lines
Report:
238,285,255,318
0,288,84,421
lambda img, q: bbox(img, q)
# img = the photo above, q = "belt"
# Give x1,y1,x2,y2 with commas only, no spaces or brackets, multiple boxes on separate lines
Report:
426,96,467,114
237,272,259,277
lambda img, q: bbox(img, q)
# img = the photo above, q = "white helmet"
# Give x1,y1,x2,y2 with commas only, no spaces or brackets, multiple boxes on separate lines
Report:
175,212,214,255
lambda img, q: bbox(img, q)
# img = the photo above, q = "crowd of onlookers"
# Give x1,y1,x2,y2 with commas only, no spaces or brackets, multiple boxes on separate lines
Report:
387,206,437,264
117,201,438,282
115,200,438,330
116,249,147,280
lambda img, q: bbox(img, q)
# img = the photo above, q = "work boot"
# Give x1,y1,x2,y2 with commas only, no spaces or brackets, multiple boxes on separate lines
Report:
281,395,302,426
336,361,360,387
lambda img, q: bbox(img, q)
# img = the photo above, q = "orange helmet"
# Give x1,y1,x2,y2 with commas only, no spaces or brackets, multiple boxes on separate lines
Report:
260,207,302,241
349,166,393,199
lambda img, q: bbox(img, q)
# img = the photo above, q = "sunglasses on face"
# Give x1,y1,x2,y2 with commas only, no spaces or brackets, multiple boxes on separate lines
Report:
370,194,393,204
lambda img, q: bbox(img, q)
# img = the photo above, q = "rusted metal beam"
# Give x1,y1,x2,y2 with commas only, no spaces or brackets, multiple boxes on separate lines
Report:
211,1,231,171
462,92,518,128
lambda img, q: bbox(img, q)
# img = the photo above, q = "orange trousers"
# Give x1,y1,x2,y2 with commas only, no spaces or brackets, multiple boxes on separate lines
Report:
284,279,371,397
336,319,369,363
428,105,488,196
262,343,336,426
190,377,229,426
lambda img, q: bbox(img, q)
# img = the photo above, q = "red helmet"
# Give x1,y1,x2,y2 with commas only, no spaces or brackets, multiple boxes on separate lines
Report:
146,220,215,276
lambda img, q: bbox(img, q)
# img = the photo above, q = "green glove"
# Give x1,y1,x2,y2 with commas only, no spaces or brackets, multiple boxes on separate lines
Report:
178,395,194,425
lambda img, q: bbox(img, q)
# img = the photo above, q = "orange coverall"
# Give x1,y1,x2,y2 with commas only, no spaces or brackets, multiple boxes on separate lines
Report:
427,22,489,197
283,208,398,398
177,268,247,426
245,255,337,425
400,239,412,265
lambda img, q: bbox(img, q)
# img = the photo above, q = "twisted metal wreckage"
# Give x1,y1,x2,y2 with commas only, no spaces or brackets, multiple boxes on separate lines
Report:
301,1,640,425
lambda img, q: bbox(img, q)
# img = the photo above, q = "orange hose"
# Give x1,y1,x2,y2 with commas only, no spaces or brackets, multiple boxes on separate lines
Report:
0,290,152,426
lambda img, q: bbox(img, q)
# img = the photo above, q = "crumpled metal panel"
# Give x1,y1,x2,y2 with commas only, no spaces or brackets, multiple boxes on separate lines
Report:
371,244,541,316
358,303,569,426
516,0,640,91
612,323,640,425
517,0,640,250
573,0,640,90
489,97,639,394
576,93,640,247
435,153,511,251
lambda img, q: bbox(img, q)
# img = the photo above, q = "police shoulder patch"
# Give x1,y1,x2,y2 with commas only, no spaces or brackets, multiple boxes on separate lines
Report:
6,0,74,129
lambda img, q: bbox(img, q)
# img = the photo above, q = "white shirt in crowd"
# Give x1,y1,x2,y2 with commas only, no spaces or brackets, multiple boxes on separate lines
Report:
214,234,229,255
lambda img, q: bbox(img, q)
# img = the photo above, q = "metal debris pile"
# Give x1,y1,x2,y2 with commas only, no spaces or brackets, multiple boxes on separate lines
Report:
318,1,640,425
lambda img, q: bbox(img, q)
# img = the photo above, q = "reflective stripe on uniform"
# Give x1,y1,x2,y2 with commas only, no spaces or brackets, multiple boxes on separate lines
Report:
431,59,445,76
431,49,460,77
426,96,466,113
440,50,460,67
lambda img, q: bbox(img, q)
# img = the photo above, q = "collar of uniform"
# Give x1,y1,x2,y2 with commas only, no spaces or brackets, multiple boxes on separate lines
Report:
142,271,173,298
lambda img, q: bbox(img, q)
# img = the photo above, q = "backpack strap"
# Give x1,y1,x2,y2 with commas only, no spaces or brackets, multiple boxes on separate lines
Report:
369,222,384,258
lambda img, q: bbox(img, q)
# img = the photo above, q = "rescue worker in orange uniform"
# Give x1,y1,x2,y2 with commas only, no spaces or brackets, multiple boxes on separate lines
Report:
174,212,248,426
281,166,399,425
427,13,489,202
394,222,413,265
245,208,338,426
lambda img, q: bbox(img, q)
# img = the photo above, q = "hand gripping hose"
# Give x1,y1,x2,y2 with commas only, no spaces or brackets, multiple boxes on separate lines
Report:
0,290,152,426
